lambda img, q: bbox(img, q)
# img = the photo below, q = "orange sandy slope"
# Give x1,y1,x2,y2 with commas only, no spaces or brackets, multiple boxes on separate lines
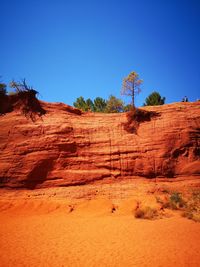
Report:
0,179,200,267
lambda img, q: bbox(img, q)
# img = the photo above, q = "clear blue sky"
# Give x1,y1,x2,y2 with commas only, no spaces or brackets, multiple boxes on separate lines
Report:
1,0,200,107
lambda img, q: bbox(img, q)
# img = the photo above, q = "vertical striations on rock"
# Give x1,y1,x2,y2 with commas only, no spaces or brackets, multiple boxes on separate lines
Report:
0,101,199,188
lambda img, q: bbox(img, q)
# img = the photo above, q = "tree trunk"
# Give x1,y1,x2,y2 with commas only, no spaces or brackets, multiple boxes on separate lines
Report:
132,84,135,107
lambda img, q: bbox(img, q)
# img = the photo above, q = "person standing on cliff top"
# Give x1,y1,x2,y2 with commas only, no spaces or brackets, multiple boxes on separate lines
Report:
182,96,188,102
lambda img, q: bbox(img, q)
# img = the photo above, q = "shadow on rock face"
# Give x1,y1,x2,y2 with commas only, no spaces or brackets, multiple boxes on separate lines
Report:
22,159,54,189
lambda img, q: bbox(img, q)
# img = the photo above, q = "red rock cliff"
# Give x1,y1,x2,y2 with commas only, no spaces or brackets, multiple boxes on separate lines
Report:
0,100,199,188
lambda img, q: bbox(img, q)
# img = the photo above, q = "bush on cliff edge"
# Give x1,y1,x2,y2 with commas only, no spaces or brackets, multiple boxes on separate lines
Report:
0,79,46,120
123,107,159,133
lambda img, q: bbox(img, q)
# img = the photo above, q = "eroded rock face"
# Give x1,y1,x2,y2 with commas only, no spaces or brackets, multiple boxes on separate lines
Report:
0,101,199,188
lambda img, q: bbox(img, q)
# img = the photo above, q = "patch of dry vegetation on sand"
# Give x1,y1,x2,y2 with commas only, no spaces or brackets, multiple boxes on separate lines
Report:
182,190,200,222
155,188,200,223
134,206,159,219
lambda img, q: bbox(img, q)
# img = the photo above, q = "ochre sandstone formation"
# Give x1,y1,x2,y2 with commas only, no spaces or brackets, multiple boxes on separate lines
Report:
0,100,199,188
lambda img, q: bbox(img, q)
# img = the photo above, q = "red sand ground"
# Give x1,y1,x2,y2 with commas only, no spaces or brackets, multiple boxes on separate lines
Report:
1,179,200,267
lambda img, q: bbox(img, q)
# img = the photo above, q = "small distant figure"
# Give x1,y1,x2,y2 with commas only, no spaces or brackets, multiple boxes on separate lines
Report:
182,96,188,102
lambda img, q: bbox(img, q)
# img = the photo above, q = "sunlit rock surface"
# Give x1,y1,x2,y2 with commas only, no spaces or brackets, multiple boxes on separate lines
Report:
0,101,199,188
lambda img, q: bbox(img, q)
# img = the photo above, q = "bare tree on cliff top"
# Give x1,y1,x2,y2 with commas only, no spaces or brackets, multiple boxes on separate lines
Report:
10,79,38,97
121,71,143,107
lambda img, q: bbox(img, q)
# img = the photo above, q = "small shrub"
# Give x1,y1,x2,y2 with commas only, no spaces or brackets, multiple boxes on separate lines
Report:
162,192,186,210
170,192,184,205
134,206,158,220
8,79,46,121
124,107,158,133
182,190,200,222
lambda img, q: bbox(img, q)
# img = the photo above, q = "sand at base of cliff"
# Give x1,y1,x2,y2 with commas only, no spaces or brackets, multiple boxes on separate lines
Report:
0,196,200,267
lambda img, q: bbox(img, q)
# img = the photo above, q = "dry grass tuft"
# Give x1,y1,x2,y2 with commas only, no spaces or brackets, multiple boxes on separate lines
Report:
182,190,200,222
134,206,159,220
163,192,186,210
156,189,200,223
